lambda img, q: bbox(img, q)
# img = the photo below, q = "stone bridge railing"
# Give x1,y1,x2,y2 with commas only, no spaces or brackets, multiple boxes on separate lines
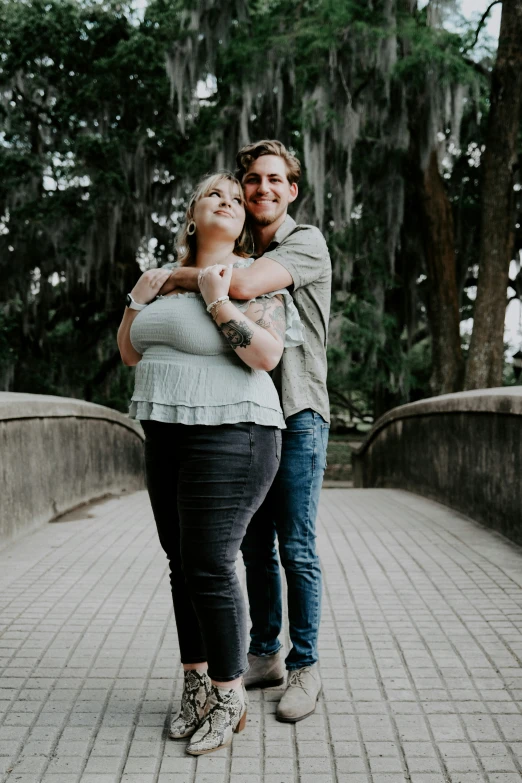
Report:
353,387,522,545
0,393,145,546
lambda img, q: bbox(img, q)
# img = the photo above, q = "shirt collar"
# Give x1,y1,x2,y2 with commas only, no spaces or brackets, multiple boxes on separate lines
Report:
267,215,296,250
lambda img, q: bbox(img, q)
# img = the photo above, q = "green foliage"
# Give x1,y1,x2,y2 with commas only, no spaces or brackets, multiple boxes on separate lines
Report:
395,12,476,87
0,0,190,404
0,0,504,417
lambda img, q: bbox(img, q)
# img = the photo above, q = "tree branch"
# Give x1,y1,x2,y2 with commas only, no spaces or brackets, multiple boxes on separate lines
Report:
463,56,490,77
329,387,368,419
461,0,502,56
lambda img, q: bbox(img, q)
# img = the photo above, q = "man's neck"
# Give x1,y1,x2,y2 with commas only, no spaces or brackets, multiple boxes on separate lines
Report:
252,212,288,255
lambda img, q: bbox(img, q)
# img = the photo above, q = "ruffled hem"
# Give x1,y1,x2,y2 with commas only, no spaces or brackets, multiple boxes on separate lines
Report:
129,400,286,428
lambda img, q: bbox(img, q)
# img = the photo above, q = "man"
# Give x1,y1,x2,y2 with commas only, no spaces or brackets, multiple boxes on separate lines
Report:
161,140,331,723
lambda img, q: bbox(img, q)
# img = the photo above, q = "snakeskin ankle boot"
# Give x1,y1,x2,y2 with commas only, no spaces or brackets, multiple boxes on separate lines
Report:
169,669,212,740
186,683,248,755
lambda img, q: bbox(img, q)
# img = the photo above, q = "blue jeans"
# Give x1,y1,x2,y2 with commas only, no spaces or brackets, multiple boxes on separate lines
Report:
240,410,329,670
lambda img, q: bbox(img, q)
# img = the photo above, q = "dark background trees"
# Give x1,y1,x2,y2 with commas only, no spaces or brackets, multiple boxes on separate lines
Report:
1,0,521,421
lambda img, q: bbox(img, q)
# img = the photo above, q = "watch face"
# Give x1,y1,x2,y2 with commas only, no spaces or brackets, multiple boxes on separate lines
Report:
126,294,132,307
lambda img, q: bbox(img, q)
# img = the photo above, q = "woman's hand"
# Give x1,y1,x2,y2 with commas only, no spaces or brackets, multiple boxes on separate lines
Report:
198,264,233,306
130,268,173,305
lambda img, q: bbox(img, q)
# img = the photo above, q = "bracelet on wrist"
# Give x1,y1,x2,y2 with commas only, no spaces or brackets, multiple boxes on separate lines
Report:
206,295,229,313
210,298,230,321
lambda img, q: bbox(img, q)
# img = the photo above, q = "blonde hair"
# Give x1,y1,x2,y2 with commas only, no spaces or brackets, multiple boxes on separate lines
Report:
176,172,252,266
235,140,301,185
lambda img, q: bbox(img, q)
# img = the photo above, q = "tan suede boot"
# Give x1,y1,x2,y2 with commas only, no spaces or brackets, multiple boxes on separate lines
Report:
276,665,321,723
243,650,285,689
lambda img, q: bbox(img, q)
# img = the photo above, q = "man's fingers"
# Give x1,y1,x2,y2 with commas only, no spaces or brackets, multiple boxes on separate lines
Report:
151,269,172,286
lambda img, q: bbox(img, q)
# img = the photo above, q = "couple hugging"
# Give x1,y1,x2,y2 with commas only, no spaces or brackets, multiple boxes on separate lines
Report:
117,139,331,755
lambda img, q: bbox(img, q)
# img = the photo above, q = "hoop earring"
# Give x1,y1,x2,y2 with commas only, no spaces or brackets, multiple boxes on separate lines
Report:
187,220,196,236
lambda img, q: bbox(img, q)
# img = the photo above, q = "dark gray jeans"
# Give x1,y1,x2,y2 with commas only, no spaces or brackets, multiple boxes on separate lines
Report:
142,419,281,681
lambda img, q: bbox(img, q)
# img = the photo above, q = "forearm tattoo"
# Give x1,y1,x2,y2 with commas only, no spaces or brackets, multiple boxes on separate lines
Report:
267,304,286,340
252,298,286,341
252,298,273,328
219,319,254,349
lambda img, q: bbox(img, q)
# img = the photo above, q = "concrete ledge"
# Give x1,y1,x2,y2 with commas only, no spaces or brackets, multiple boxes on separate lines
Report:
353,387,522,545
0,393,145,546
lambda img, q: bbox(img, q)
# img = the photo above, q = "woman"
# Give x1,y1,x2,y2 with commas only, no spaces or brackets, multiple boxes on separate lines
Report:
117,172,302,756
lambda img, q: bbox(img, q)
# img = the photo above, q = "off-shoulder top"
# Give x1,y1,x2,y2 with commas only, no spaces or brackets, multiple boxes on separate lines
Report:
128,258,304,428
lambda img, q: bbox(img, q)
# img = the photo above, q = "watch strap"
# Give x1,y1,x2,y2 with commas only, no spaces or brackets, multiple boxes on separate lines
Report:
126,293,148,311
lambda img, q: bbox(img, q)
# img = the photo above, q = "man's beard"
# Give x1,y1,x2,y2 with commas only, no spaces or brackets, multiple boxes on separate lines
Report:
253,214,280,226
248,201,285,227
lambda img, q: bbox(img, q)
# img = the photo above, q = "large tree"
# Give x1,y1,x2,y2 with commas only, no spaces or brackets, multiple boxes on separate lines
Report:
465,0,522,389
400,14,467,395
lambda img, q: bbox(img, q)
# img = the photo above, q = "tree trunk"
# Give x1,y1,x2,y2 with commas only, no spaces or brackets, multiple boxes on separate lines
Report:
400,0,465,397
403,121,464,395
419,150,464,394
465,0,522,389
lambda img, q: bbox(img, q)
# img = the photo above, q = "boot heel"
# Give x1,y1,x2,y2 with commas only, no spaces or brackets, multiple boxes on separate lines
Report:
234,709,247,733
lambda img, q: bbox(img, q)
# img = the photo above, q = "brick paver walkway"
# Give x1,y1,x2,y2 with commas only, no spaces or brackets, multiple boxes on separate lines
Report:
1,489,522,783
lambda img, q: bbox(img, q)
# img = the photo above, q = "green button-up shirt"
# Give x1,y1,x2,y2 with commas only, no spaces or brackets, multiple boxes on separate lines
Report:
262,215,331,423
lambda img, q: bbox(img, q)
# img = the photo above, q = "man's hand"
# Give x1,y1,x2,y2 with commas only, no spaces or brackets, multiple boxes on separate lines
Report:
130,268,172,304
157,271,178,296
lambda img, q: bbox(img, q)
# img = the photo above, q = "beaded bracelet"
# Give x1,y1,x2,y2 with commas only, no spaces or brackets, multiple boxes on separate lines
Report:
206,295,229,313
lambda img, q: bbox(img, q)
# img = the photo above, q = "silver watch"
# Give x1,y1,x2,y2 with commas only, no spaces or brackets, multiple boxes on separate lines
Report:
126,293,148,311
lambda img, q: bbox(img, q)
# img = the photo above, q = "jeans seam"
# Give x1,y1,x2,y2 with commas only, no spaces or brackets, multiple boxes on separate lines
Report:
213,425,253,681
264,555,274,652
308,420,318,550
307,411,318,650
254,429,279,656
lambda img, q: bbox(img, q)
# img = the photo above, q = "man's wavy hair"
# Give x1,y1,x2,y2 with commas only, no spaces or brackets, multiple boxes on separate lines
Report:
176,172,253,266
235,140,301,184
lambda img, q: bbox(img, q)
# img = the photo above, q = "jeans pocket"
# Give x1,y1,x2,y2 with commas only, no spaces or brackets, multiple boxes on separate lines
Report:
285,410,315,434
